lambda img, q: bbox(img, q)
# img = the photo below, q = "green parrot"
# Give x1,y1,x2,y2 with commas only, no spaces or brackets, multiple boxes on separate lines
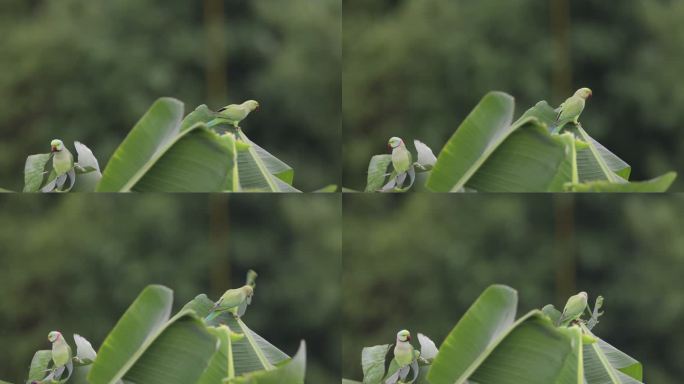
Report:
50,139,74,176
388,137,412,174
216,100,260,128
48,331,72,368
393,330,415,368
557,291,589,326
385,330,420,384
205,285,254,322
553,87,592,133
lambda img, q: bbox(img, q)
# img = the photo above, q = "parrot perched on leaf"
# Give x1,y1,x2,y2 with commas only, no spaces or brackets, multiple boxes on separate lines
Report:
50,139,74,176
384,330,419,384
557,291,589,326
381,137,416,191
388,137,412,174
553,88,592,133
216,100,260,128
205,285,254,322
393,330,415,368
48,331,72,368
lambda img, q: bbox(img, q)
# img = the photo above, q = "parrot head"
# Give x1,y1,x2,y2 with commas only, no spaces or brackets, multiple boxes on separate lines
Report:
579,291,588,299
396,329,411,343
48,331,62,343
243,285,254,298
50,139,64,152
574,88,592,99
243,100,260,112
388,137,404,150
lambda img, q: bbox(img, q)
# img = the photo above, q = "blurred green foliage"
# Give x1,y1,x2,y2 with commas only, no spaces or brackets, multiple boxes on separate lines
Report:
0,195,341,383
343,194,684,383
344,0,683,189
0,0,341,192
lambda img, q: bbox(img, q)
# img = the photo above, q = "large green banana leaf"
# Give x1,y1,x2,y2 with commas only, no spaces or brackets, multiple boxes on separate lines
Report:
88,285,174,383
425,93,674,192
234,130,299,192
429,285,583,384
590,338,642,380
426,93,577,192
96,99,236,192
466,317,583,384
224,342,306,384
582,325,643,384
524,101,631,182
183,294,291,375
196,326,235,384
464,125,575,192
570,172,676,192
186,105,299,192
428,285,518,383
426,92,516,192
122,314,217,384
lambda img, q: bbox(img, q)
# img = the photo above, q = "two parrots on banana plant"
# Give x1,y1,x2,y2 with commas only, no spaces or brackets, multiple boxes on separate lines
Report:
553,87,592,133
215,100,260,128
205,270,258,322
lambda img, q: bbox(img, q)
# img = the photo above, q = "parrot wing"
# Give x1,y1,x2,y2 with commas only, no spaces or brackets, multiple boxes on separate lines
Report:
215,289,244,311
217,105,247,122
392,147,412,173
558,96,584,122
236,300,249,317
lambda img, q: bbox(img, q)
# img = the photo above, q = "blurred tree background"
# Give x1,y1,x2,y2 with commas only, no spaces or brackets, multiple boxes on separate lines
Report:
343,0,684,190
0,195,341,383
343,194,684,383
0,0,341,192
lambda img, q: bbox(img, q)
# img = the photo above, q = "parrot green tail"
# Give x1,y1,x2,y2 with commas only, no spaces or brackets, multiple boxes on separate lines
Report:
205,311,220,322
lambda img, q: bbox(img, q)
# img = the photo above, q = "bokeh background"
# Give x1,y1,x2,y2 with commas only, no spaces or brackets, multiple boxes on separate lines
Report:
343,194,684,383
0,195,341,383
344,0,684,190
0,0,341,192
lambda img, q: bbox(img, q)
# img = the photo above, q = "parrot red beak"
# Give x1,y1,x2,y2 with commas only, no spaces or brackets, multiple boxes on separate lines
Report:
387,144,392,152
51,146,58,152
407,335,412,341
